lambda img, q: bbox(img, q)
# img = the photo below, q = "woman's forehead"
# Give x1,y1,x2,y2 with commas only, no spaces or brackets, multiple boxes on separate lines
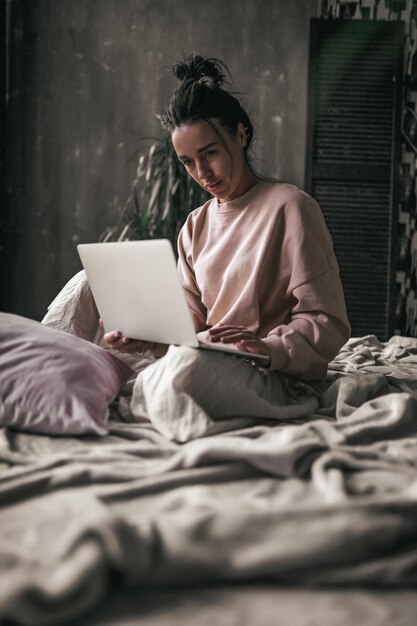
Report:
172,120,222,153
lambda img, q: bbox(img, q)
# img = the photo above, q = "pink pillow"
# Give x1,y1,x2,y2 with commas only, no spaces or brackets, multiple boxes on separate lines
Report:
0,313,132,435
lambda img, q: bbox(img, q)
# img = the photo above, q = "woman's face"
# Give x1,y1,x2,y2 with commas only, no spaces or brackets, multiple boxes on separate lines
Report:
171,119,252,203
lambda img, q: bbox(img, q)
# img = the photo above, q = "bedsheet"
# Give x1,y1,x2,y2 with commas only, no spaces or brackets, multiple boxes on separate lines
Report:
1,335,417,625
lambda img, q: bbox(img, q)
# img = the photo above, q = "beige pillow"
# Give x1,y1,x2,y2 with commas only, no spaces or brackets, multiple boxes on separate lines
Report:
0,313,132,435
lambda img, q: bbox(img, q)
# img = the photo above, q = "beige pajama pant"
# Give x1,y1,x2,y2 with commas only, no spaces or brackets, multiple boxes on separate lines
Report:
130,345,323,442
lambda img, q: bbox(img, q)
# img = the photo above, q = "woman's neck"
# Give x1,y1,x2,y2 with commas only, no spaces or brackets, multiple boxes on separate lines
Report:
217,168,260,205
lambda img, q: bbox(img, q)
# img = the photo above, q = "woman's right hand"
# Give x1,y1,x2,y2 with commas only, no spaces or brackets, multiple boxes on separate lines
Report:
100,319,168,357
103,330,157,355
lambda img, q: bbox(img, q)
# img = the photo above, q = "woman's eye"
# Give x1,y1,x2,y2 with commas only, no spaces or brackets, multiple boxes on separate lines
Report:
205,150,216,157
182,159,193,167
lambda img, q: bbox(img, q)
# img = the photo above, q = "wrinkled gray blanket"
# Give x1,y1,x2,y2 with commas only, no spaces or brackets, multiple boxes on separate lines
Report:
1,335,417,625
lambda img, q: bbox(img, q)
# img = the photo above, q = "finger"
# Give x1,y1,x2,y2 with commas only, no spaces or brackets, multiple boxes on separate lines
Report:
104,330,122,344
237,340,271,362
209,324,243,336
209,329,249,342
236,340,262,352
217,330,254,343
103,332,113,344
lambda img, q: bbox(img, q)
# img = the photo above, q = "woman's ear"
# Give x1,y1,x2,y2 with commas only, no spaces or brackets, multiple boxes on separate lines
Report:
237,122,247,147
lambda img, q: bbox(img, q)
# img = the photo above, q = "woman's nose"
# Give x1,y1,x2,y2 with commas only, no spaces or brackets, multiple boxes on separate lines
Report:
196,160,210,180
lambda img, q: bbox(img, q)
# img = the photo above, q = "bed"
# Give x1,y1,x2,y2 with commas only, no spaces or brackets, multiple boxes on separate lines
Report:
1,274,417,625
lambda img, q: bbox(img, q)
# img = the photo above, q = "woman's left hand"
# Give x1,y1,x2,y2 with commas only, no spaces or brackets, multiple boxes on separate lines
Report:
208,324,271,365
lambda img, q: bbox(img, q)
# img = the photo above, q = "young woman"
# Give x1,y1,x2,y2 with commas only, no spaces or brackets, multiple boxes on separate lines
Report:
103,54,351,442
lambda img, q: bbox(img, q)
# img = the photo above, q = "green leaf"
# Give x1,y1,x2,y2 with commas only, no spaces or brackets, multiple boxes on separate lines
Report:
100,137,210,251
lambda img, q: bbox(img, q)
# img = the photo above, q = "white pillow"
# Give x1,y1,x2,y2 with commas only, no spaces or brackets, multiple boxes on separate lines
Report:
0,313,132,435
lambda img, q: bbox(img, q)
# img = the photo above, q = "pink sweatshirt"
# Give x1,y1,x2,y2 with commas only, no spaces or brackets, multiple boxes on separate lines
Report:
177,181,351,381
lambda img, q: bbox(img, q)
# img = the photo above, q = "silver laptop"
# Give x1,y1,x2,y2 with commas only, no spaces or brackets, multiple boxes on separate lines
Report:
77,239,269,362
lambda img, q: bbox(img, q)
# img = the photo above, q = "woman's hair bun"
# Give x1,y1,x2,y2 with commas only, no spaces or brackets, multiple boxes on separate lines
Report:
173,53,226,87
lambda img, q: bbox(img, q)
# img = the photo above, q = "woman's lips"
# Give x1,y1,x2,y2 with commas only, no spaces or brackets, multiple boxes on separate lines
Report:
205,181,222,192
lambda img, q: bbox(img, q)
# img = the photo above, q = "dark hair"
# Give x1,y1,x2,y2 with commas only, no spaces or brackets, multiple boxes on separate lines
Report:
160,53,255,161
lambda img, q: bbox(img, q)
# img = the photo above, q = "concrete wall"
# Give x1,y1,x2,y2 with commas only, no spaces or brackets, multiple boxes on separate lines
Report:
4,0,318,321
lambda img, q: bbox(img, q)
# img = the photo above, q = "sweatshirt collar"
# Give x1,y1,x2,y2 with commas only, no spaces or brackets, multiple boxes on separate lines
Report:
214,180,263,214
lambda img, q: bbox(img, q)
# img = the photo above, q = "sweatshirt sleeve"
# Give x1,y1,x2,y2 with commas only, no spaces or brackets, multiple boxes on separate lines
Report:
263,269,351,380
177,217,208,333
262,192,351,381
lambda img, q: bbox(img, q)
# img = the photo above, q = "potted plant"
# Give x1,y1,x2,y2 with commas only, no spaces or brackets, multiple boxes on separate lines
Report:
100,138,210,253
